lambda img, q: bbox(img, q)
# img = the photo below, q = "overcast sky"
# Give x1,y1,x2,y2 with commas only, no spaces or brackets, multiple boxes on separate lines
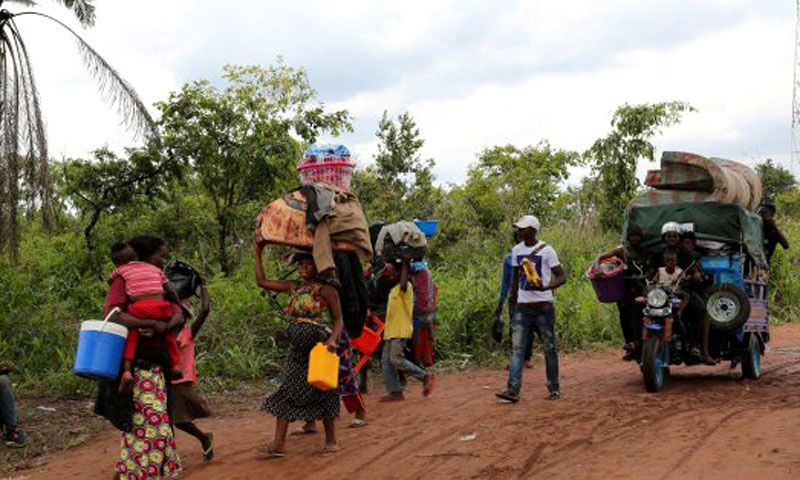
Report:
11,0,797,184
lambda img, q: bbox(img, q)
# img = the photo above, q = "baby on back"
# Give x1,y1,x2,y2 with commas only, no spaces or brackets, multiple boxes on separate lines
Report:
109,241,182,393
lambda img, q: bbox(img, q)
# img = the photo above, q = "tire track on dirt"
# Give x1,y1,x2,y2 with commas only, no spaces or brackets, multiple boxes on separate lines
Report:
658,409,744,480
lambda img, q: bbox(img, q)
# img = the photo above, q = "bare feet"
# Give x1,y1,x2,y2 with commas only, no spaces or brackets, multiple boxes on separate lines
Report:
700,354,716,366
379,392,405,402
423,373,436,397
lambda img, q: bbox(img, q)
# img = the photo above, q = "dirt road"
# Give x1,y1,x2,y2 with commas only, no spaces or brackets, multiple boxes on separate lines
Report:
11,324,800,480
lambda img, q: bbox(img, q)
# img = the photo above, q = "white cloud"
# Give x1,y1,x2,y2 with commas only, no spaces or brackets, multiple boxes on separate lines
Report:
3,0,795,184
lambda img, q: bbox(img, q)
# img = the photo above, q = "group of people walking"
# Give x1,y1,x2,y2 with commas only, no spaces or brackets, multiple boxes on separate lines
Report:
1,201,789,479
71,224,438,477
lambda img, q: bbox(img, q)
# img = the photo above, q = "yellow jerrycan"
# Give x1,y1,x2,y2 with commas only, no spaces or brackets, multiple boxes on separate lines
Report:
308,342,340,390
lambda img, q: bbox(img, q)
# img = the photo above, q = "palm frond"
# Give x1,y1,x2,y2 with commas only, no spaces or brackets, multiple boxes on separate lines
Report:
6,18,51,228
4,1,39,8
15,11,158,142
52,0,95,27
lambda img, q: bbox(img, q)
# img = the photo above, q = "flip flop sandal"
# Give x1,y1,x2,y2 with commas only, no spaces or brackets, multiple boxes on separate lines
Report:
348,418,368,428
321,442,343,455
260,444,286,458
290,425,318,436
202,433,214,462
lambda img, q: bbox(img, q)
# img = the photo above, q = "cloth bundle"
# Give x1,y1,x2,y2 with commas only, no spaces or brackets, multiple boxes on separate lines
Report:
376,221,428,263
256,185,373,273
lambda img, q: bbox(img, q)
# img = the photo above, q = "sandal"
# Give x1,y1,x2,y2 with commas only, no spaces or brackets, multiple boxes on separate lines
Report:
201,433,214,462
260,443,286,458
321,442,342,455
348,418,368,428
290,422,318,435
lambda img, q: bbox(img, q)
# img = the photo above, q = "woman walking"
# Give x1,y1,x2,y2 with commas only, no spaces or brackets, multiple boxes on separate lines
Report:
255,243,344,457
96,235,183,479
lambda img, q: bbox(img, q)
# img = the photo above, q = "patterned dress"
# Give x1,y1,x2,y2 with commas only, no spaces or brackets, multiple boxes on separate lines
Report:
115,365,181,479
262,282,340,421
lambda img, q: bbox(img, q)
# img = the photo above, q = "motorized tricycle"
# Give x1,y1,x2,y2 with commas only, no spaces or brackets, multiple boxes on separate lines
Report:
624,203,770,392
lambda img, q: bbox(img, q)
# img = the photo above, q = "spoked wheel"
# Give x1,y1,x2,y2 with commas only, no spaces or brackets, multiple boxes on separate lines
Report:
642,338,670,392
741,334,762,380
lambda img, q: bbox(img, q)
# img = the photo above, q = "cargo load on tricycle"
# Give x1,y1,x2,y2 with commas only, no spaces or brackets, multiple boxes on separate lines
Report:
591,152,770,392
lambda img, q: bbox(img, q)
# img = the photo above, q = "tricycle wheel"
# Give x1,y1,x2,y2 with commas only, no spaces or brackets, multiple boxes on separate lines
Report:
741,334,762,380
705,283,750,332
642,338,670,392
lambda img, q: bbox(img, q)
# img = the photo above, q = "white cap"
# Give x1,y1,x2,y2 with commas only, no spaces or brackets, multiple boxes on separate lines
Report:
514,215,540,230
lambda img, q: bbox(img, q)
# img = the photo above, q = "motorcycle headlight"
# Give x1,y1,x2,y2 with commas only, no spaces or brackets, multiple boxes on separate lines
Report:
647,289,668,308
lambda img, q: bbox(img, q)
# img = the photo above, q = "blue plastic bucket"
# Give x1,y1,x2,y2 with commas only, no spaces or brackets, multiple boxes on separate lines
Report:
414,220,439,237
73,315,128,381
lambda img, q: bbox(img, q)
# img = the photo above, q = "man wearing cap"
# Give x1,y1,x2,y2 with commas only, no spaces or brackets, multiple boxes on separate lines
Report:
497,215,567,403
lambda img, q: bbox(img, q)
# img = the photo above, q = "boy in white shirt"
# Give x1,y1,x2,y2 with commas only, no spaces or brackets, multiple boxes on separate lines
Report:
655,252,683,288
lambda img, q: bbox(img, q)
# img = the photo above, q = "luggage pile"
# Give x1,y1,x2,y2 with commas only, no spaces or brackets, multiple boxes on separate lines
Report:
634,152,763,212
256,143,372,338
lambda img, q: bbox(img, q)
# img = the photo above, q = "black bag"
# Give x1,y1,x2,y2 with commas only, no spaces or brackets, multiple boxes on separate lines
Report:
165,260,202,301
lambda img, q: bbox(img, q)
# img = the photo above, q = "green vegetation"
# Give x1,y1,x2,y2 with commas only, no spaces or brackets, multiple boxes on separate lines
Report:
1,60,797,397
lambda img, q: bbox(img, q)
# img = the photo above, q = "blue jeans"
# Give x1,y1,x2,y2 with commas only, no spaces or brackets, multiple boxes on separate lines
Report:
507,302,532,361
0,374,18,429
382,339,428,393
507,306,559,394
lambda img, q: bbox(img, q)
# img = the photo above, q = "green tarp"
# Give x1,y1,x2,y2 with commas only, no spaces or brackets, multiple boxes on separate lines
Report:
623,202,766,268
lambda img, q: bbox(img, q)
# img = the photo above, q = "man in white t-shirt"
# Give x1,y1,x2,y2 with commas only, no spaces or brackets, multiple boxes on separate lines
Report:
496,215,567,403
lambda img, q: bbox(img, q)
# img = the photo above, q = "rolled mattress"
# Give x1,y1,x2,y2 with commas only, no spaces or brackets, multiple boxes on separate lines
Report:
640,152,762,211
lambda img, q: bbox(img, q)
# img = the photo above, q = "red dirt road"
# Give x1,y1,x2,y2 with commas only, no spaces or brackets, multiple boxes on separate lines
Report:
11,325,800,480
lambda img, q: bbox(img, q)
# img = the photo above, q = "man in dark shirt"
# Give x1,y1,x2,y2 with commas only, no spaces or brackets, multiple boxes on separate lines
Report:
759,204,789,264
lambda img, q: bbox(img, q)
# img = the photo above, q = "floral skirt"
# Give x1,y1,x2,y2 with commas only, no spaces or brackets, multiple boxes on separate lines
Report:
262,322,340,422
336,331,359,397
116,365,181,479
337,331,366,413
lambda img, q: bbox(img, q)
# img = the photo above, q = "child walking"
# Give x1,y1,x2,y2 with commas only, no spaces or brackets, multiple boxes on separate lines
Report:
380,261,435,402
109,237,184,392
171,272,215,462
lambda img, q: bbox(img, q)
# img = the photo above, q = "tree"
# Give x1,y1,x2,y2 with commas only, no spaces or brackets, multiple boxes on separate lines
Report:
433,142,577,247
157,62,352,276
352,111,437,221
61,146,180,255
755,159,796,204
586,101,695,230
0,0,156,261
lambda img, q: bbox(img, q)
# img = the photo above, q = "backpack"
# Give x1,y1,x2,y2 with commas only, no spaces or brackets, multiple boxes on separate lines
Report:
165,260,203,301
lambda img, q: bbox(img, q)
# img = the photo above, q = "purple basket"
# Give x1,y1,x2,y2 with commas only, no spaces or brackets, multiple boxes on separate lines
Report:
587,267,626,303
